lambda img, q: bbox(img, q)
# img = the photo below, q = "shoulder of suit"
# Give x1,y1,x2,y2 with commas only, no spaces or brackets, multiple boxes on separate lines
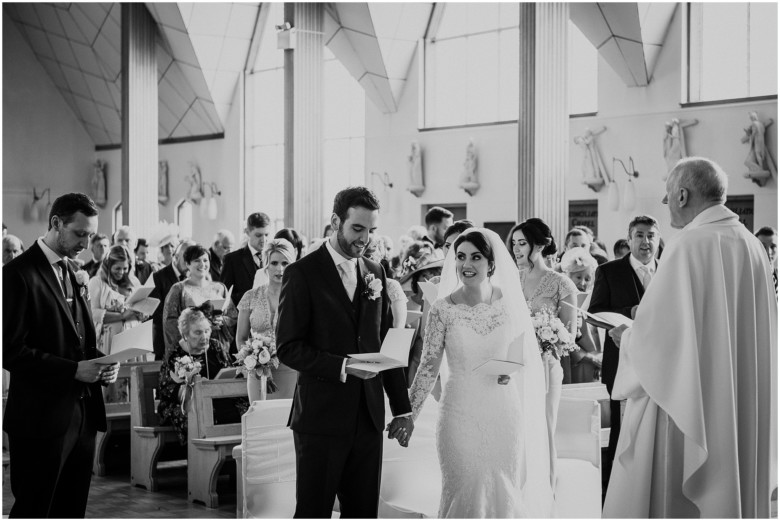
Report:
224,246,249,262
597,256,627,273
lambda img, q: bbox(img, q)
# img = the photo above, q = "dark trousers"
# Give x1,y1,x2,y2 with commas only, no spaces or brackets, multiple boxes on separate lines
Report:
292,393,383,518
605,398,622,481
9,399,96,518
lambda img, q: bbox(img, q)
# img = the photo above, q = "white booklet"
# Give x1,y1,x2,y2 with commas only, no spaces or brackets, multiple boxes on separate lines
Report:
125,286,159,316
405,310,423,327
348,328,416,373
105,320,153,356
92,348,152,365
471,334,525,375
418,281,439,305
562,301,633,330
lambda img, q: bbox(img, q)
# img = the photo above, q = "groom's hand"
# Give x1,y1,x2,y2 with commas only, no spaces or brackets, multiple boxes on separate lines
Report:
345,358,378,380
386,416,414,447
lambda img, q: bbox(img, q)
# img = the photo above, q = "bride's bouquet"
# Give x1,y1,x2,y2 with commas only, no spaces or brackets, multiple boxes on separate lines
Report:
235,333,279,380
531,308,578,360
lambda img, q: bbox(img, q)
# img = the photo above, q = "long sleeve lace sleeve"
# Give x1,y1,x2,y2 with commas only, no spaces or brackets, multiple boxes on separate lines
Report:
408,302,446,422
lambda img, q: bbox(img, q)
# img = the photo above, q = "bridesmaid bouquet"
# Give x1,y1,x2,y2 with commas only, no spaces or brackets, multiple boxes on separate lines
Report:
235,333,279,380
531,308,578,360
170,355,202,385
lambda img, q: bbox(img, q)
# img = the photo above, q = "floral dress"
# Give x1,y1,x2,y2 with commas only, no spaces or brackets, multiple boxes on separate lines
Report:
162,280,233,360
237,284,296,399
157,339,236,445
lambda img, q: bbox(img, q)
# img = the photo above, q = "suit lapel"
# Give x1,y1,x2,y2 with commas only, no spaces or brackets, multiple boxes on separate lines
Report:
317,245,357,325
241,246,258,280
30,242,78,334
620,255,645,301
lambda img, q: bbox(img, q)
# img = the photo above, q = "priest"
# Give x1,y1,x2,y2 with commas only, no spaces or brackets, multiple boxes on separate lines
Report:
603,157,777,518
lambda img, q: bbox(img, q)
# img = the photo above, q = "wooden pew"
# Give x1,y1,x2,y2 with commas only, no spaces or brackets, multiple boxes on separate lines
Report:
92,361,160,476
130,363,178,491
561,381,610,448
187,375,247,508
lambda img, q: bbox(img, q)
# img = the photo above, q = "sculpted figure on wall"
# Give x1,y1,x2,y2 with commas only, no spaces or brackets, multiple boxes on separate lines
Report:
741,111,776,186
459,139,480,196
408,141,425,197
91,160,107,207
662,118,698,179
573,126,608,191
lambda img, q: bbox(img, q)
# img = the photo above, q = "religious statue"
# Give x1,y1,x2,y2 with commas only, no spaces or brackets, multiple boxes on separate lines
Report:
741,111,776,186
158,160,169,204
662,118,698,179
407,141,425,197
459,139,480,196
573,126,608,192
91,160,107,207
185,163,204,204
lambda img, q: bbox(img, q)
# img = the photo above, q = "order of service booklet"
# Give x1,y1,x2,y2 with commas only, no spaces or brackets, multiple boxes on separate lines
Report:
348,328,416,373
92,320,153,364
472,334,525,376
561,301,634,330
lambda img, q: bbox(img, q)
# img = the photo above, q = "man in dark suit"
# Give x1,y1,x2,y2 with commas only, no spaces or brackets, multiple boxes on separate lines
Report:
149,239,195,361
277,187,412,518
133,237,154,284
3,193,119,518
208,229,235,283
81,232,109,278
589,215,660,483
222,212,270,306
422,206,453,249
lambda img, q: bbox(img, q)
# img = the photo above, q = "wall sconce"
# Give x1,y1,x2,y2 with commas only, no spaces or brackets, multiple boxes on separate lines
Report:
28,187,51,222
613,157,639,212
203,183,221,221
371,172,393,189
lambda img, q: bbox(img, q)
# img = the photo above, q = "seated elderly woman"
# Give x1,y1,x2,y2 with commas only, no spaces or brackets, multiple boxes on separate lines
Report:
157,307,241,445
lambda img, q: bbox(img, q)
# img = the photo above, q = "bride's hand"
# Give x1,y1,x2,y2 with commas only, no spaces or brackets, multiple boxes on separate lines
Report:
497,375,510,385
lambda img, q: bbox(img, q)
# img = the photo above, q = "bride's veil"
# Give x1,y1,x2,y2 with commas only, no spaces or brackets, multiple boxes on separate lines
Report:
437,227,555,515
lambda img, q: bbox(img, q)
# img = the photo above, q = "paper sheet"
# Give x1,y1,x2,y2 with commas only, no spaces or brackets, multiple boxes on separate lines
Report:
208,298,226,311
125,286,155,307
418,281,439,305
405,310,423,326
107,320,153,354
215,367,238,379
222,286,233,313
472,359,524,375
562,301,633,329
128,297,159,316
349,328,415,373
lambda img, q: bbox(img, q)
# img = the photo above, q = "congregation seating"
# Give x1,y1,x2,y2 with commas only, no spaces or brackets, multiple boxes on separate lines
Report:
186,375,247,508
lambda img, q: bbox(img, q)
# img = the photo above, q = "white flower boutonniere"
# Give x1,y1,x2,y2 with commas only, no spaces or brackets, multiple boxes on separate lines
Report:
75,269,90,300
362,273,382,300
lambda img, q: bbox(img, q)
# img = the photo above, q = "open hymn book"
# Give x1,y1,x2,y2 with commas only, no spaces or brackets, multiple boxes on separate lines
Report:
472,334,525,375
348,328,416,373
561,301,633,330
92,320,153,364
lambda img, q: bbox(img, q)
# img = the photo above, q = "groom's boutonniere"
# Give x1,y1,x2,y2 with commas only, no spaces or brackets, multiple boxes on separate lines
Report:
75,270,90,300
362,273,382,301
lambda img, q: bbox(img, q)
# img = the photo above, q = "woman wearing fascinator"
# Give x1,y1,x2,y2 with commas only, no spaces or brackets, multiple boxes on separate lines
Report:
395,228,554,518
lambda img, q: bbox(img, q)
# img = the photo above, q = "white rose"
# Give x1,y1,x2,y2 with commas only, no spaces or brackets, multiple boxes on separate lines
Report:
369,279,382,292
75,270,90,286
244,355,258,370
549,333,559,344
558,329,571,343
532,317,544,329
539,326,555,341
180,355,192,365
257,348,271,365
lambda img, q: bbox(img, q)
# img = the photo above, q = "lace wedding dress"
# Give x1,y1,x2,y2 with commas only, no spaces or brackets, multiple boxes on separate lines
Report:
409,298,551,518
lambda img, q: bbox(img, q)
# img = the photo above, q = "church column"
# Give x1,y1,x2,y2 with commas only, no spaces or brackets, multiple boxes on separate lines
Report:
121,4,158,237
517,3,569,243
283,3,324,239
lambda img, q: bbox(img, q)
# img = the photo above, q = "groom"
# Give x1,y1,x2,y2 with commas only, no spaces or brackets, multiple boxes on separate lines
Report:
277,186,413,518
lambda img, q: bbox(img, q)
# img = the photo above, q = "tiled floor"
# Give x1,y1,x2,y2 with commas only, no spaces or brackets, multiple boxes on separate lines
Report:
2,447,236,519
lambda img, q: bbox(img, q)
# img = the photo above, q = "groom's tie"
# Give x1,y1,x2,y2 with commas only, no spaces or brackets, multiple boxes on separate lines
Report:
338,261,358,301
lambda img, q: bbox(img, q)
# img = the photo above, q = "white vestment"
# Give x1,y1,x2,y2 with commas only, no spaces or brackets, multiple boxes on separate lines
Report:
603,205,777,518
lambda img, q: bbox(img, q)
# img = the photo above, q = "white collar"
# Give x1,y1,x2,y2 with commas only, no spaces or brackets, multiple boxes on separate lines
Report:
248,244,261,258
37,237,66,265
325,238,356,270
629,253,656,273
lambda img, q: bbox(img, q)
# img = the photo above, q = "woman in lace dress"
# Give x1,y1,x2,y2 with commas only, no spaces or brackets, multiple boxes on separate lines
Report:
163,244,233,360
401,228,554,518
508,218,578,489
236,239,298,398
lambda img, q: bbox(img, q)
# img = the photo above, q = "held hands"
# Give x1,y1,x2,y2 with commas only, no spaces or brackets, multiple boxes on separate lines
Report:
345,358,377,380
75,360,120,385
608,324,630,347
386,416,414,447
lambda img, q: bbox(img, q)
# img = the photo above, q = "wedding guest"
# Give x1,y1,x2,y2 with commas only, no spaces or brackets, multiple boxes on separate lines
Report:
157,307,236,445
88,245,144,356
133,238,154,284
560,248,602,383
158,232,179,267
163,245,233,360
441,219,475,258
149,239,194,361
223,212,270,307
509,218,578,488
755,226,777,294
423,206,454,249
376,235,395,276
274,228,304,260
2,234,24,265
236,238,298,399
82,233,109,277
364,238,407,328
603,157,776,517
113,226,136,254
208,229,235,283
407,225,427,243
589,214,660,483
613,238,630,259
4,192,118,517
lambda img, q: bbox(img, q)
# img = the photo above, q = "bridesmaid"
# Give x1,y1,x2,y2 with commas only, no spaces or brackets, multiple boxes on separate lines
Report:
507,218,578,489
236,238,298,398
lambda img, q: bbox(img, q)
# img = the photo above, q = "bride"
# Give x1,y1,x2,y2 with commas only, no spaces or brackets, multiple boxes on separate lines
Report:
391,228,554,518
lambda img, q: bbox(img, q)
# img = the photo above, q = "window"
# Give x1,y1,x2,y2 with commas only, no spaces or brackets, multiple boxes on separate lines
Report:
176,200,193,239
568,22,598,115
113,202,122,233
685,3,777,103
422,3,519,128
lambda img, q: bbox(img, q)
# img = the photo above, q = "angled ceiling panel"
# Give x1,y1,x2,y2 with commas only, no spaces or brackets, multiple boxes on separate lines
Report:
35,3,67,38
72,41,103,77
61,65,92,98
22,25,57,60
57,8,88,44
50,34,79,68
69,5,100,44
84,74,114,108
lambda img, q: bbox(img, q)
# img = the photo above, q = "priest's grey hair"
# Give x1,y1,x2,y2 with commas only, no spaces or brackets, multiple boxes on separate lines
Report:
669,157,728,204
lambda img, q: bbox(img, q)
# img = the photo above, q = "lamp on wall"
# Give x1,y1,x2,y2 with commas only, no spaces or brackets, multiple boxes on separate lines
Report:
613,157,639,212
28,187,51,222
371,172,393,189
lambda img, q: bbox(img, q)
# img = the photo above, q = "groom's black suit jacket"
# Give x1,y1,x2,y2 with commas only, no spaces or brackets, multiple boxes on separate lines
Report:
588,254,646,394
276,243,411,436
3,241,106,437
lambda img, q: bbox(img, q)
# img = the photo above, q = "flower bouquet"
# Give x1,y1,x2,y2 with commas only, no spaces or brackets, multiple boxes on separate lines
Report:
531,307,578,360
170,355,202,413
235,333,279,400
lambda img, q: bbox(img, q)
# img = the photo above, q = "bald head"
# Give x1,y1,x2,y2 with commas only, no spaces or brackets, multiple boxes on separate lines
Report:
664,157,728,229
2,235,23,264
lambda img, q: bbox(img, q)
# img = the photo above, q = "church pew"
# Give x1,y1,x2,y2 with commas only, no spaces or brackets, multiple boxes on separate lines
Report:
187,376,247,508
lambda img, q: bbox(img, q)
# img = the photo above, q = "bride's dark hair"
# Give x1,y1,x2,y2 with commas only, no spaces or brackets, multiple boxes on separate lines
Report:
453,230,496,277
507,219,557,270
